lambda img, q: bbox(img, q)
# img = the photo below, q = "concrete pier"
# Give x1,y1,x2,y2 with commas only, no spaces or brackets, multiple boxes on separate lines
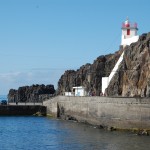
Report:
0,105,46,116
43,96,150,130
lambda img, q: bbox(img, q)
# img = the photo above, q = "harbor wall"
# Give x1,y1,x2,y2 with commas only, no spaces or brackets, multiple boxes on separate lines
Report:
0,105,47,116
43,96,150,129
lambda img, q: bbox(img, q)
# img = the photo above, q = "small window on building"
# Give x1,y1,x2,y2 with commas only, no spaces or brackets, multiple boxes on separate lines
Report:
127,29,130,35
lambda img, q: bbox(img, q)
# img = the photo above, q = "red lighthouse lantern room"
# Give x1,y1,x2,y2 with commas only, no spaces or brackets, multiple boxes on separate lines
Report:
125,18,130,35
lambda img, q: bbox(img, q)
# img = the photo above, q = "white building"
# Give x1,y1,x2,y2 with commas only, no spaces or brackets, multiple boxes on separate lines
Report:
72,86,87,96
101,18,139,95
64,92,73,96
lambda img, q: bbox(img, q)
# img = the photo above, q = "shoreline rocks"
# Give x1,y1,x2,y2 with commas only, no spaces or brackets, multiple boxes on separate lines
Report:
8,84,55,103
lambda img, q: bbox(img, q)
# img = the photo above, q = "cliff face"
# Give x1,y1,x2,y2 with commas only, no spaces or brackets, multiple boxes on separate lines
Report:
106,33,150,97
57,49,123,96
8,84,55,103
58,32,150,97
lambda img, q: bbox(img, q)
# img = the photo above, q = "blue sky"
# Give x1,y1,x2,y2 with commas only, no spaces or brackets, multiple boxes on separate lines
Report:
0,0,150,94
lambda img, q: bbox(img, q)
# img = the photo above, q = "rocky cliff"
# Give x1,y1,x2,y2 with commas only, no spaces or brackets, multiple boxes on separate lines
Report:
8,84,55,103
57,32,150,97
57,48,123,96
106,33,150,97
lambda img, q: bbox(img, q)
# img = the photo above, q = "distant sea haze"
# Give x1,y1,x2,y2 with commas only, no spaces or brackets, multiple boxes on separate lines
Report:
0,95,7,101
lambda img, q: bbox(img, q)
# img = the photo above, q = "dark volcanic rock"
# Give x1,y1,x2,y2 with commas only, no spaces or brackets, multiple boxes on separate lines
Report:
106,32,150,97
57,49,123,96
57,32,150,97
8,84,55,103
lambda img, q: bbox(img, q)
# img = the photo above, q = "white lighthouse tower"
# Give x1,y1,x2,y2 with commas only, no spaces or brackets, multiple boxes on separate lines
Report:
121,18,139,46
101,18,139,95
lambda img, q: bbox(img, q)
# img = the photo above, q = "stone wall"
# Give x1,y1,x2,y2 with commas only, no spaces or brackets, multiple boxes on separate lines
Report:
43,96,150,129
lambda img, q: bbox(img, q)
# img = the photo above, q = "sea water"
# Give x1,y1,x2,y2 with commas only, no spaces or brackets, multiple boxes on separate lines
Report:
0,116,150,150
0,95,150,150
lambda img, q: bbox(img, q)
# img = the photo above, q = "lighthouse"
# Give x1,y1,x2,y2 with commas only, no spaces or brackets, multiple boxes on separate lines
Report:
101,18,139,95
121,18,139,46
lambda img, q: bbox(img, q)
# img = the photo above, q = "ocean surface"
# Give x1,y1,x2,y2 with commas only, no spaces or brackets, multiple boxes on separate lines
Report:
0,117,149,150
0,95,150,150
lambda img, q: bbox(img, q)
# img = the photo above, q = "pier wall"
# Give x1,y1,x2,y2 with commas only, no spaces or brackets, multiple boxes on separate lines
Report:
0,105,46,116
43,96,150,129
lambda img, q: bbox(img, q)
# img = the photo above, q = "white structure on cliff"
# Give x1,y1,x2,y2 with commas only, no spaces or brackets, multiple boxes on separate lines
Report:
121,17,139,46
73,86,87,96
102,18,139,95
64,86,87,96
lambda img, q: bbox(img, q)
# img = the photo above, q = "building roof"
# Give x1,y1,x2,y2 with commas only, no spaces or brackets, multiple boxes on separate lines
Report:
72,86,85,89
